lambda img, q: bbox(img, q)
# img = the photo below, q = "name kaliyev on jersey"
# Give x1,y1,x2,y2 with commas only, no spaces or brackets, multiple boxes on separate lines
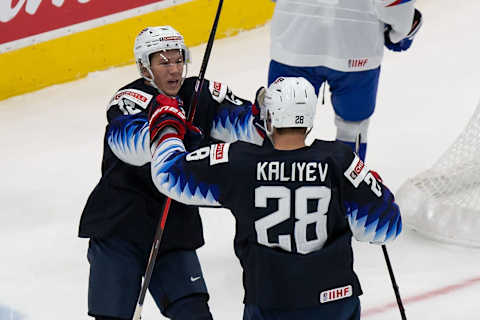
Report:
150,137,402,309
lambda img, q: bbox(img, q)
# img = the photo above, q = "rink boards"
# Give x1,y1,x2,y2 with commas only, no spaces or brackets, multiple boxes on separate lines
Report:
0,0,274,100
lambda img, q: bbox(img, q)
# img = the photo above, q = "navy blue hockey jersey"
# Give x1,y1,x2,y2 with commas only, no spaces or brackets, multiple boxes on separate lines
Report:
150,136,402,309
78,77,263,250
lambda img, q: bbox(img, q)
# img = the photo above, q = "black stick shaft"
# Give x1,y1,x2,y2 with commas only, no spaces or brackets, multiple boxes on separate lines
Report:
355,133,406,320
133,2,224,319
133,198,171,320
187,0,224,122
382,244,407,319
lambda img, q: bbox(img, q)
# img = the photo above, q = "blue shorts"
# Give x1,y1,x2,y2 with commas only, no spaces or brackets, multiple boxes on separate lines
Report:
268,60,381,121
87,237,209,319
243,296,360,320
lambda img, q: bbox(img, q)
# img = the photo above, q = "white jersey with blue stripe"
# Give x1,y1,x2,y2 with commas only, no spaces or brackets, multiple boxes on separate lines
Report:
270,0,416,71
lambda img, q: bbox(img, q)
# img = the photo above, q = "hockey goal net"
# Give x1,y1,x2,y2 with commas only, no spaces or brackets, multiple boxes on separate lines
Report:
396,101,480,247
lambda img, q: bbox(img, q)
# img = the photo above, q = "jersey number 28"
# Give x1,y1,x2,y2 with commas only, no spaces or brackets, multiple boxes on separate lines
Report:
254,186,330,255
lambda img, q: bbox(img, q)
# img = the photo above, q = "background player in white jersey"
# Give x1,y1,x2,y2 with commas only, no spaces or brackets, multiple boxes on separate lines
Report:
78,26,264,320
146,77,402,319
268,0,423,160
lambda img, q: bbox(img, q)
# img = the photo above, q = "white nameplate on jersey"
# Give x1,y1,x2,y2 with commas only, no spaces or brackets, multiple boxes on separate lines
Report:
208,81,227,103
344,154,368,188
210,143,230,165
320,285,352,304
257,161,328,182
109,89,153,111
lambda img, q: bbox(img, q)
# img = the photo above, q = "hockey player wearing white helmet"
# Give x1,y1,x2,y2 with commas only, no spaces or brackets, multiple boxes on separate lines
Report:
268,0,423,161
147,77,402,320
79,25,265,320
134,26,190,96
262,77,317,140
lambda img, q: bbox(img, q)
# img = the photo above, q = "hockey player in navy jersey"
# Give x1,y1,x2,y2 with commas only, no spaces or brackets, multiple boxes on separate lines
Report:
147,77,402,319
78,26,264,320
268,0,423,160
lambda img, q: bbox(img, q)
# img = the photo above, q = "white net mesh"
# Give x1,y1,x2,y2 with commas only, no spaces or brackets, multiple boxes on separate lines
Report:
396,101,480,247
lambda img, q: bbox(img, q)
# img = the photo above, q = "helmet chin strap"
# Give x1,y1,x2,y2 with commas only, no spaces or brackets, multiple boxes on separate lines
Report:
144,68,162,93
264,118,273,137
306,126,313,136
264,116,274,144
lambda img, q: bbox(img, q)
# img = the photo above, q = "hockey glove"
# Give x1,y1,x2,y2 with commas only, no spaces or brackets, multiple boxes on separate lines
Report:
385,8,423,52
149,94,202,146
184,122,204,151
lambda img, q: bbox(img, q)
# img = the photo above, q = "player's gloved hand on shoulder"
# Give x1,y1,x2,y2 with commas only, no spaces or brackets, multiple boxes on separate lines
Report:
184,122,204,151
148,94,202,146
384,8,423,52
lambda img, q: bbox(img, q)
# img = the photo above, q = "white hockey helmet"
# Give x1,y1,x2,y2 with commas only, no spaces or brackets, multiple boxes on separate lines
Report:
133,26,190,80
264,77,317,133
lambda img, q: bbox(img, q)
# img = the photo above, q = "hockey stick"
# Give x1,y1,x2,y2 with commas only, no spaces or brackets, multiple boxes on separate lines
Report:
133,197,171,320
133,1,224,319
355,134,407,320
187,0,224,122
382,244,406,320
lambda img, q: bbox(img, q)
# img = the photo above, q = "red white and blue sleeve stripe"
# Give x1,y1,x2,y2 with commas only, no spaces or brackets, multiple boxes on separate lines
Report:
210,106,264,145
107,114,151,166
151,137,222,207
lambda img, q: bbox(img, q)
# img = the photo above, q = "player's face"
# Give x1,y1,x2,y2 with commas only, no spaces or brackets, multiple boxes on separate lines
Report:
149,50,185,96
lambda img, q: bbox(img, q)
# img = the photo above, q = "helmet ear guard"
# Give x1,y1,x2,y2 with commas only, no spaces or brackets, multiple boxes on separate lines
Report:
263,77,318,134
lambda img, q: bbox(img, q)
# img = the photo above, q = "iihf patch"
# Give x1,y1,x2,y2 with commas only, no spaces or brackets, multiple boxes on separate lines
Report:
210,143,230,165
354,159,364,174
344,153,368,188
350,171,358,180
320,285,352,303
211,82,221,97
209,80,227,103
